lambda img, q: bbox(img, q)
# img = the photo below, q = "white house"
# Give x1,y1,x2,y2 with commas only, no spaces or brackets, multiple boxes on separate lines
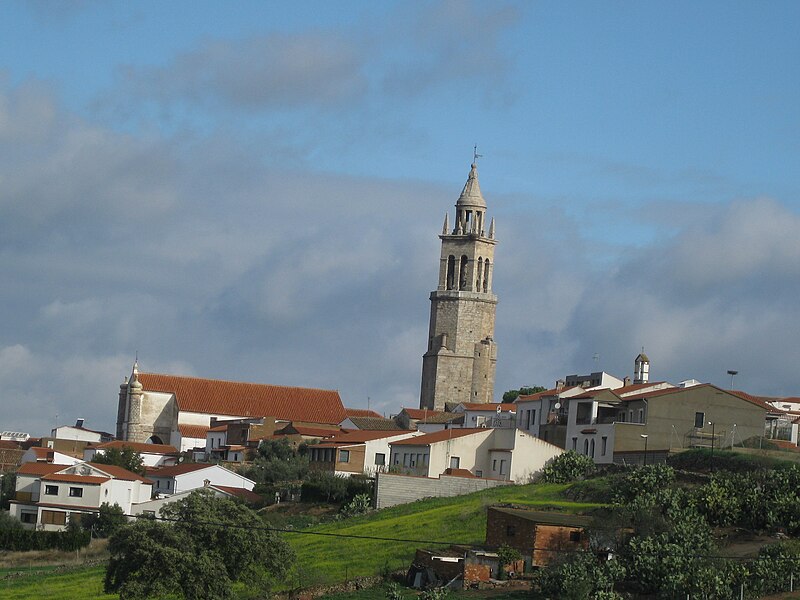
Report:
389,428,563,482
18,446,82,466
308,430,421,476
130,485,261,517
451,402,516,429
514,386,584,438
83,440,179,468
145,463,255,496
51,419,114,443
9,462,153,531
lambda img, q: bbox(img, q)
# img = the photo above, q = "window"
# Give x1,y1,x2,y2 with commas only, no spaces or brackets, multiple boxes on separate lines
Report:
375,453,386,466
569,530,582,542
339,449,350,463
499,459,507,475
601,436,608,456
69,512,82,524
583,439,589,455
44,485,58,496
393,453,400,465
506,525,516,537
69,487,83,498
590,439,595,459
475,470,483,477
572,437,578,451
492,459,497,470
21,512,36,524
41,510,67,526
638,408,644,423
694,412,705,429
450,456,460,469
403,453,410,467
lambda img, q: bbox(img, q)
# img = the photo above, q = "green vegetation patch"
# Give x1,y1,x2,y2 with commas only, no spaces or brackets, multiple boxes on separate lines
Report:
286,482,599,586
0,564,114,600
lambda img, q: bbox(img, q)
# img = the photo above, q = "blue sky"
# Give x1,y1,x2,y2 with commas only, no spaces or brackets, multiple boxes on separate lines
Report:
1,1,799,435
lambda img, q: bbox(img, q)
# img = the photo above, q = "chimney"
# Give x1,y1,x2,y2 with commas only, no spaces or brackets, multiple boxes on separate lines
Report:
624,376,631,386
555,379,565,391
75,418,85,428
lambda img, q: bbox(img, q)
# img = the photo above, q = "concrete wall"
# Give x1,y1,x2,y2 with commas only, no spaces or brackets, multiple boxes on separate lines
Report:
375,472,511,509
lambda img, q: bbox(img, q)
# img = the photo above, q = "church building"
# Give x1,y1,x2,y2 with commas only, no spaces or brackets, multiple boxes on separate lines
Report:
116,362,346,451
420,159,498,411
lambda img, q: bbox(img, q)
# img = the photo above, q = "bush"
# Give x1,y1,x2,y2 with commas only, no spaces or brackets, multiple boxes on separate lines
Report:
82,502,127,538
0,518,90,551
340,493,372,518
302,472,374,504
540,452,596,484
533,551,623,599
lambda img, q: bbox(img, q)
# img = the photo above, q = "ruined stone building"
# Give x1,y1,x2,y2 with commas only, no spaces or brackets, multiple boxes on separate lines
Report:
420,161,498,411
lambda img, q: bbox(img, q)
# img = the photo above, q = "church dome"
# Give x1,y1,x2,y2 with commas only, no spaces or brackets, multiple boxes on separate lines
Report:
456,163,487,210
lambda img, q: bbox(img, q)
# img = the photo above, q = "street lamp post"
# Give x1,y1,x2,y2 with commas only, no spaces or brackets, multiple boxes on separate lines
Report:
708,421,715,473
640,434,649,466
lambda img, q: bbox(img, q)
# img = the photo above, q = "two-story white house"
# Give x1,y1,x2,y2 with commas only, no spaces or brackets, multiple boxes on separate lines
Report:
9,462,153,530
308,430,421,476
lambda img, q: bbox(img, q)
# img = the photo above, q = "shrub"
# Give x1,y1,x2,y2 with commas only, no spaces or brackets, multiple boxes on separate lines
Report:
540,452,596,483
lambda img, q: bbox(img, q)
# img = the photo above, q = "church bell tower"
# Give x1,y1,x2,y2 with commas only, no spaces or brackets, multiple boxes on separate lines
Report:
420,158,498,410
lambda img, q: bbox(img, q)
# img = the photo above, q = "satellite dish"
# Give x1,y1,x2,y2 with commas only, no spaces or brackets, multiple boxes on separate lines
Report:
554,402,562,410
496,405,502,413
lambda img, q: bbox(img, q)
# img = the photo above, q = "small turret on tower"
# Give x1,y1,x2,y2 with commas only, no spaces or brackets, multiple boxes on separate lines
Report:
634,350,650,385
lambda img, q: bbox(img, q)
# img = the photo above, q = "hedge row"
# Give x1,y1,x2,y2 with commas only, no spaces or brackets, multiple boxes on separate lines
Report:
0,525,90,551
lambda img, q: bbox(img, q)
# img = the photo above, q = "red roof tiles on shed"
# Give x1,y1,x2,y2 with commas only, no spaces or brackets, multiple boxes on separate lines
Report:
391,428,488,446
139,373,346,425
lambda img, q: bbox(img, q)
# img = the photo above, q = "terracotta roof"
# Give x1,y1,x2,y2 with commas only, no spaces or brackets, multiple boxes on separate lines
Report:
459,402,516,412
274,425,341,438
208,425,228,432
87,463,153,483
489,506,593,527
93,441,178,455
41,473,109,485
318,430,413,445
391,428,488,446
29,447,54,459
346,417,403,431
179,424,210,439
0,440,21,450
139,372,346,425
442,467,476,478
36,502,100,512
571,389,621,401
728,390,786,412
212,485,262,504
146,463,215,477
400,408,447,420
17,463,64,476
345,408,383,419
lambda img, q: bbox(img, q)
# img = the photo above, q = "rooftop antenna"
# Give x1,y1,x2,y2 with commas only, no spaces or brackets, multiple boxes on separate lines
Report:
473,145,483,164
727,370,738,389
593,353,600,369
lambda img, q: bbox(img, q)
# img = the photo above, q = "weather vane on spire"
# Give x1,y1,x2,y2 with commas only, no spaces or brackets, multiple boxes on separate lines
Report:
473,144,483,164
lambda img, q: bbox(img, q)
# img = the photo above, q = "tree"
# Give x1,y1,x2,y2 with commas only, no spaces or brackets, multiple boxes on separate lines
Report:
239,438,309,485
93,446,146,476
540,451,596,483
502,386,546,402
496,544,522,579
82,502,127,538
105,489,293,600
0,473,16,510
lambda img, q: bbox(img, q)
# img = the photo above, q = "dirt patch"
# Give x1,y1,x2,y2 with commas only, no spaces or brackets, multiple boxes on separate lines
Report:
0,538,109,569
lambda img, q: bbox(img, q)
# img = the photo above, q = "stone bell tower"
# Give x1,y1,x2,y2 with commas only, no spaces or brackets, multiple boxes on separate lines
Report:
420,158,498,410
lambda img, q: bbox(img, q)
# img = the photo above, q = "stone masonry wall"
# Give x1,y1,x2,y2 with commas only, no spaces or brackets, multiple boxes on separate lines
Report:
375,472,511,509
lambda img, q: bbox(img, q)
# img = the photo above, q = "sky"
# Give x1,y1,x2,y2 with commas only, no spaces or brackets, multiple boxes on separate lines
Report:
1,1,799,436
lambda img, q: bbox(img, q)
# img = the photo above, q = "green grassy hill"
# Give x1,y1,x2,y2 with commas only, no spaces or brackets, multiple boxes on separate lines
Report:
0,481,598,598
285,482,601,587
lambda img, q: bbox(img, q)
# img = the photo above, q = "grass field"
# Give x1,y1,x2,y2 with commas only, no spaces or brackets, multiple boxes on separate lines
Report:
0,481,597,598
285,482,600,587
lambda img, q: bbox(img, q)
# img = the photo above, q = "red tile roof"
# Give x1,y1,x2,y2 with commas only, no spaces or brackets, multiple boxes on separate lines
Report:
212,485,262,504
400,408,447,420
516,386,580,402
17,463,64,476
316,430,413,446
93,441,178,455
614,382,670,395
442,467,476,478
139,373,346,425
208,425,228,432
345,408,383,419
391,428,488,446
179,424,210,439
41,473,109,485
275,425,341,438
88,463,153,483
